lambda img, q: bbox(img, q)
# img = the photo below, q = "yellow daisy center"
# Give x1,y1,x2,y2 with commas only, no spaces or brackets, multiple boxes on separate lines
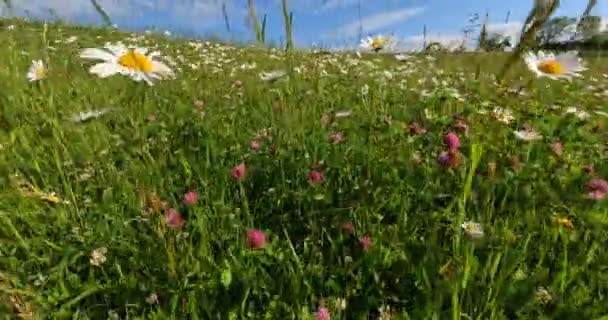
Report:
118,51,154,72
466,225,478,233
35,66,46,78
371,38,383,49
537,60,563,75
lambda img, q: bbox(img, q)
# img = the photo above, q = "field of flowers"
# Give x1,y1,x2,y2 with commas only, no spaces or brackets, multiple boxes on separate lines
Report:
0,18,607,319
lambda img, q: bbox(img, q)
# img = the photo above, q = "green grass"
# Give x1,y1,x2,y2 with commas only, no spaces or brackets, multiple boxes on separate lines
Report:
0,18,607,319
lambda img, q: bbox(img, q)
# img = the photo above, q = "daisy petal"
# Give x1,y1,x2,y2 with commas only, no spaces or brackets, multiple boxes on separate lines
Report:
80,48,115,61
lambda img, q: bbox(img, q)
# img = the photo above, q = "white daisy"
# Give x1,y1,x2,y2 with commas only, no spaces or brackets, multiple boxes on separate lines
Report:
565,106,591,120
334,110,352,118
514,129,543,141
70,108,112,123
258,69,287,82
461,221,484,238
79,42,174,85
395,53,412,61
27,60,47,82
360,35,390,52
595,110,608,118
65,36,78,44
89,247,108,267
492,107,515,124
523,51,585,79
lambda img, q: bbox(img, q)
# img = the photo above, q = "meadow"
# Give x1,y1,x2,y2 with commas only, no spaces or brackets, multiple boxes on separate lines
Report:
0,17,607,319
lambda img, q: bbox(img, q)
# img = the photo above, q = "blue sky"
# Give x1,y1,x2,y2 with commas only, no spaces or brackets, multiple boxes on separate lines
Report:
2,0,606,49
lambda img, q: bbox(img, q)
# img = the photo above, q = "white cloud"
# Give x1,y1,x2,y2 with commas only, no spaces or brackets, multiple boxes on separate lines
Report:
9,0,143,19
6,0,243,28
325,6,426,40
315,0,360,13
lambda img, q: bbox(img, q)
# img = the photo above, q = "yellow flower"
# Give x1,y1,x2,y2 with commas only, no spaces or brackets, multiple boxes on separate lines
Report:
360,35,390,52
40,192,60,204
461,221,484,238
555,216,574,230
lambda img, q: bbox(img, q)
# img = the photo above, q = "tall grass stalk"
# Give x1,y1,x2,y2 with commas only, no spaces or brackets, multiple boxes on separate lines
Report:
89,0,113,27
221,2,231,33
496,0,560,82
247,0,265,46
280,0,294,52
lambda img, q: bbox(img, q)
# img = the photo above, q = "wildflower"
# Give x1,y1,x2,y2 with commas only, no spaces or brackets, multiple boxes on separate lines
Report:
453,118,468,132
523,51,585,79
377,305,394,320
316,306,330,320
145,293,159,305
555,216,574,230
27,60,46,82
194,100,205,111
360,35,390,52
309,170,324,184
582,164,594,174
595,110,608,118
334,298,347,311
80,42,174,85
40,192,60,204
492,107,515,124
90,247,108,267
341,222,355,235
70,108,111,123
437,150,462,169
231,162,247,181
586,178,608,200
565,106,591,120
249,139,261,152
183,191,198,206
444,132,460,151
407,122,427,135
514,129,543,141
259,70,287,81
146,192,167,215
359,235,372,252
329,131,345,144
549,141,563,156
534,287,552,305
65,36,78,44
360,84,369,96
461,221,484,238
165,208,185,229
334,110,352,118
395,53,412,61
246,229,267,249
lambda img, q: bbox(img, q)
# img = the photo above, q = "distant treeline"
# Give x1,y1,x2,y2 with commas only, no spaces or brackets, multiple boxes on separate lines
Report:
540,34,608,53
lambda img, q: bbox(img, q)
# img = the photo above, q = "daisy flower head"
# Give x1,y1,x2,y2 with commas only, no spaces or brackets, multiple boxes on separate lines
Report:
461,221,484,239
523,51,585,80
27,60,47,82
360,34,391,52
79,42,174,85
514,128,543,142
